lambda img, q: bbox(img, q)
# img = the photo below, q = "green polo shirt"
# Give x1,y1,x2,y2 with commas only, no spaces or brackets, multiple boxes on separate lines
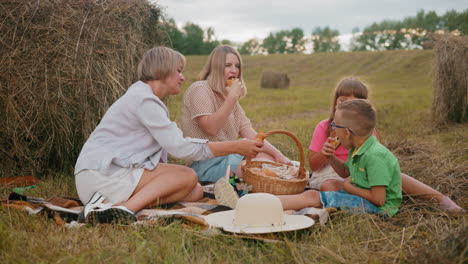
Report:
344,135,402,216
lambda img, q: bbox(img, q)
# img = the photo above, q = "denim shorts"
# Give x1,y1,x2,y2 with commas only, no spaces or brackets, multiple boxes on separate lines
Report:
319,190,381,214
191,154,244,182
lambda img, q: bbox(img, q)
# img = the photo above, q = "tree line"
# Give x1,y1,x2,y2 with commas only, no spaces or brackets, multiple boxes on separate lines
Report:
162,9,467,55
162,19,232,56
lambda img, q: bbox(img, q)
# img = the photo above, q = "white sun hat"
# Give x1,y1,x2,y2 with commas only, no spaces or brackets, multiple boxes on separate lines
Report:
205,193,314,234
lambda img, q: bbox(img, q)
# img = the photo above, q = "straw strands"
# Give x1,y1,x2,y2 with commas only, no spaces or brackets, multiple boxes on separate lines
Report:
0,0,165,175
432,35,468,125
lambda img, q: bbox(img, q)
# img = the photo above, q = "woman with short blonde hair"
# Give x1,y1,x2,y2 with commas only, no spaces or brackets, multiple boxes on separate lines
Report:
137,47,186,82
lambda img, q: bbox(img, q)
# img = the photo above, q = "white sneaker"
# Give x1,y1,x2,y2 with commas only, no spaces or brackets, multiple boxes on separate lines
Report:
77,192,112,223
86,205,136,225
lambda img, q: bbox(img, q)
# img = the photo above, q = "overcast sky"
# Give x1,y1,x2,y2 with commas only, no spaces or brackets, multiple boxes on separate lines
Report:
155,0,466,50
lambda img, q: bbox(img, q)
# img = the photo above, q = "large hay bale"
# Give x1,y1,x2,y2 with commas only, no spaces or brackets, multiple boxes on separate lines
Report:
261,72,290,89
432,35,468,125
0,0,165,176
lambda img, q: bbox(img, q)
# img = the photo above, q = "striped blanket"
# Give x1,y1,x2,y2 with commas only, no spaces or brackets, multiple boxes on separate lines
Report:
1,189,334,230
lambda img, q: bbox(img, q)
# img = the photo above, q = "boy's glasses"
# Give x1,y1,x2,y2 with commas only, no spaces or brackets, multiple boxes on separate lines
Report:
330,121,356,135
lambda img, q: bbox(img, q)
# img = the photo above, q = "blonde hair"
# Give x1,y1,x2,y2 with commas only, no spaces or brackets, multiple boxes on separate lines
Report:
198,45,247,97
336,99,376,136
137,47,186,82
326,77,369,136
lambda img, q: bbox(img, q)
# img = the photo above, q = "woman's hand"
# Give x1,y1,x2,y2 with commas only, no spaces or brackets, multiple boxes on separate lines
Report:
320,137,338,157
236,138,264,158
226,79,244,100
275,154,292,165
208,139,263,158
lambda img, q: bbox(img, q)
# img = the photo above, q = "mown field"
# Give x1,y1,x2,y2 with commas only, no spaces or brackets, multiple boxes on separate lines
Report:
1,50,467,263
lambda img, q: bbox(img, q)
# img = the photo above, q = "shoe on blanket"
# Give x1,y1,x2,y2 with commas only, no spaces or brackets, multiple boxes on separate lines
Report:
77,191,110,223
214,177,239,209
214,165,240,209
86,205,136,225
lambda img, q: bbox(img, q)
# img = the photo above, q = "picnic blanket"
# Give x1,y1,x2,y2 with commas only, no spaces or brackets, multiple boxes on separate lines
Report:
1,186,335,230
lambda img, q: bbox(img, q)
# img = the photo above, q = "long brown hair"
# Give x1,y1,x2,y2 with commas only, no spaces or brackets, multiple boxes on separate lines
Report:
198,45,247,97
327,77,369,136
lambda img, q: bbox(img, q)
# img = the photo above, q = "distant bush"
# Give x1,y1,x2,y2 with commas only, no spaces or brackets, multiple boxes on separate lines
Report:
350,9,468,51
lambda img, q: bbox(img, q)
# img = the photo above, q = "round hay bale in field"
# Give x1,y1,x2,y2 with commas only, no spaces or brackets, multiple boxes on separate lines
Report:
422,40,435,50
432,35,468,125
0,0,165,176
261,72,290,89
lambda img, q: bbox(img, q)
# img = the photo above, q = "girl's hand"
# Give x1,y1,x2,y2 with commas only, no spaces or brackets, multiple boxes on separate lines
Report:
237,138,264,158
226,79,244,100
320,137,338,157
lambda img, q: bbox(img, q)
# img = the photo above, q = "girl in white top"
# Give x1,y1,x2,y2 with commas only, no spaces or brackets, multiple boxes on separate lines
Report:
75,47,264,224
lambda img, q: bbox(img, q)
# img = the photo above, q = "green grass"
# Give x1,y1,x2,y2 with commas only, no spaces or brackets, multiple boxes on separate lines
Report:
1,50,467,263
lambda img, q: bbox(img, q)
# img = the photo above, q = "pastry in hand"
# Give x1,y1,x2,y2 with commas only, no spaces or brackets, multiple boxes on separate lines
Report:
329,130,341,148
226,77,235,86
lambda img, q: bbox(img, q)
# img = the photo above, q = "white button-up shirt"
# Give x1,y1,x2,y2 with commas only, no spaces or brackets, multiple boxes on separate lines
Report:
74,81,213,175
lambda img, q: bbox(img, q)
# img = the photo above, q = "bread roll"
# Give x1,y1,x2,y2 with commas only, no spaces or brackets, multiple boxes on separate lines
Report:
262,168,278,177
227,77,235,86
329,130,340,148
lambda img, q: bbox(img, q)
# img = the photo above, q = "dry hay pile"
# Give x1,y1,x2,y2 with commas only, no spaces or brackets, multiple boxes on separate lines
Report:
432,35,468,125
386,138,467,202
0,0,165,176
261,71,290,89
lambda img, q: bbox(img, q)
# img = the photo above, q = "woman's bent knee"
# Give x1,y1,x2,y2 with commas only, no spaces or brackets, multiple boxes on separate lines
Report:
181,183,204,202
181,167,198,186
193,183,204,200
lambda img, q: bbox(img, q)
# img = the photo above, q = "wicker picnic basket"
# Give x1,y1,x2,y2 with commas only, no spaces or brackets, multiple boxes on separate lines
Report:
242,130,309,195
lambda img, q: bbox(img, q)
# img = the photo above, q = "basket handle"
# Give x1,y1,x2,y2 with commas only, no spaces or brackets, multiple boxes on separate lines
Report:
245,130,306,179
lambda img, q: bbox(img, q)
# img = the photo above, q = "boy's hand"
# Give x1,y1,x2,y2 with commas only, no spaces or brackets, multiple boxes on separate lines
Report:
321,137,338,157
343,177,353,192
343,177,386,207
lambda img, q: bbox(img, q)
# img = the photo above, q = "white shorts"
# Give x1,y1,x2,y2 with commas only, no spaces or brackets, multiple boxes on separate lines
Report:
75,167,144,205
308,163,344,190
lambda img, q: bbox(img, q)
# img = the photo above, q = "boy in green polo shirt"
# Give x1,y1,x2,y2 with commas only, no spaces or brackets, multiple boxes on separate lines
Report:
278,99,402,216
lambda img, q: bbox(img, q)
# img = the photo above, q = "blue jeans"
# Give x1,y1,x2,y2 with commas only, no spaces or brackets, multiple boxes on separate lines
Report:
319,190,381,214
191,154,244,182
